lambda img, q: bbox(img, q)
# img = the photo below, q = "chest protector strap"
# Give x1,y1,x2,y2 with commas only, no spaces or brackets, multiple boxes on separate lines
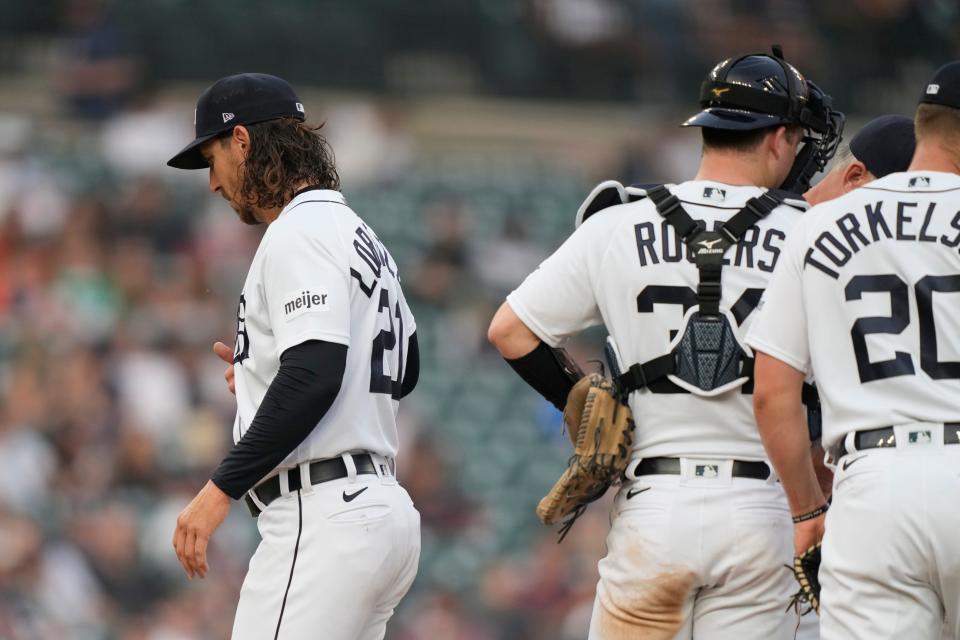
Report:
616,185,785,396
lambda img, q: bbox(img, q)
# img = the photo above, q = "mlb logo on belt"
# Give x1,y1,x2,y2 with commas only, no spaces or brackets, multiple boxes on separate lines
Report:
908,430,932,444
695,464,719,478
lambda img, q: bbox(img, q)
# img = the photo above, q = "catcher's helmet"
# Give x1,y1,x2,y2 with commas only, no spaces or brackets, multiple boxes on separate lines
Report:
684,47,846,193
683,52,811,131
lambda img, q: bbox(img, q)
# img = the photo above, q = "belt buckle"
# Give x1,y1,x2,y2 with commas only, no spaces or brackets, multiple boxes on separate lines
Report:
874,433,897,448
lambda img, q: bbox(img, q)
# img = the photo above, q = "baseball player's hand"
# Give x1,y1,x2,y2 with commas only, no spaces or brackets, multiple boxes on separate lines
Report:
173,480,231,579
793,512,826,556
213,341,235,395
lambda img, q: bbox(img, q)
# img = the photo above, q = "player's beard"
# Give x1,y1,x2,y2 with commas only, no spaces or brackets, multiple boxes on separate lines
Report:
235,201,260,225
226,170,262,225
222,190,259,225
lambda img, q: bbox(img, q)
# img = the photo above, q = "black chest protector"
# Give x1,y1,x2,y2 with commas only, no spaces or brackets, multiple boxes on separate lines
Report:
616,185,785,398
577,180,821,439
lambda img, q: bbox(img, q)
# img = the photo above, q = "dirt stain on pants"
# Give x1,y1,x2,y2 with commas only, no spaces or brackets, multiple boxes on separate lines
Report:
594,569,697,640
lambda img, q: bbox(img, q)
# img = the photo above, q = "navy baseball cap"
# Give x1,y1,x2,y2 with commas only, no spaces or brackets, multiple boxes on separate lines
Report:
167,73,306,170
849,115,916,179
919,61,960,109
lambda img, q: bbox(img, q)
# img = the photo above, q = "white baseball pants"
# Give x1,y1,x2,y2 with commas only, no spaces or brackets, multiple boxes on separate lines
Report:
821,424,960,640
231,458,420,640
587,458,810,639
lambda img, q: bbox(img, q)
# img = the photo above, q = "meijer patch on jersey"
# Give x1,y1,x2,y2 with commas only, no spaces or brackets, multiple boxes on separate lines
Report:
282,289,329,320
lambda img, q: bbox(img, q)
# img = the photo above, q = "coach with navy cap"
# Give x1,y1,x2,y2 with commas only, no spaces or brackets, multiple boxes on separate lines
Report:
801,117,917,501
804,114,916,206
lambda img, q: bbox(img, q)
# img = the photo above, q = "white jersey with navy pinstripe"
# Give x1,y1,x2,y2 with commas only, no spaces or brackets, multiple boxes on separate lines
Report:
231,189,416,478
747,171,960,449
507,180,807,462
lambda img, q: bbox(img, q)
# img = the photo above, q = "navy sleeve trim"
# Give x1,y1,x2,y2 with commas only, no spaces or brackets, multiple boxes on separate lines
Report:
399,332,419,399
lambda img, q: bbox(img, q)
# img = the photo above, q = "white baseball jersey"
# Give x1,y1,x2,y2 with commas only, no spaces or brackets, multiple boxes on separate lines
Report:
231,189,415,475
508,180,806,461
747,171,960,449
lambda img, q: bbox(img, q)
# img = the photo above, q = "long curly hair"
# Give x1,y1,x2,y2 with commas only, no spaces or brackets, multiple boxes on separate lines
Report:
237,117,341,211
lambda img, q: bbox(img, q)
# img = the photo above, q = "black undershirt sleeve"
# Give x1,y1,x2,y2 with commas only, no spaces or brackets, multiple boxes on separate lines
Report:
505,341,583,411
399,332,419,399
211,340,348,499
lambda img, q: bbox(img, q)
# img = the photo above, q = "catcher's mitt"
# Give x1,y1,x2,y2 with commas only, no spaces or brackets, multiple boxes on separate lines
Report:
537,373,634,541
790,543,822,615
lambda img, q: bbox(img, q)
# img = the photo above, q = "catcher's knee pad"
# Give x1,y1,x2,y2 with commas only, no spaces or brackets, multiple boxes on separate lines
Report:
667,307,751,396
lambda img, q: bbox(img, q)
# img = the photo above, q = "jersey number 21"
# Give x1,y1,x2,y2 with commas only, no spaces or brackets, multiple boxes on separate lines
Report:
370,287,406,399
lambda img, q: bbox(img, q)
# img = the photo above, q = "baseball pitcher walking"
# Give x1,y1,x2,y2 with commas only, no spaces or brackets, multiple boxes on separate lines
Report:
167,73,421,640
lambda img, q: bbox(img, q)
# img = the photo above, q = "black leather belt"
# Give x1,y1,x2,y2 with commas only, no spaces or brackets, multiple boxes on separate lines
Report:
835,423,960,458
244,454,378,517
634,456,770,480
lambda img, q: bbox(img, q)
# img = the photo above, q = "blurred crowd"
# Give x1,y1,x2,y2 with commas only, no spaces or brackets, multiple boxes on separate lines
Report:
0,115,261,638
0,53,611,640
0,105,612,638
3,0,956,112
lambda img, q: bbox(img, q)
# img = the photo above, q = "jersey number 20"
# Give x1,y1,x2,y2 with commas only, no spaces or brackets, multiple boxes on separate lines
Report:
370,288,406,399
845,274,960,383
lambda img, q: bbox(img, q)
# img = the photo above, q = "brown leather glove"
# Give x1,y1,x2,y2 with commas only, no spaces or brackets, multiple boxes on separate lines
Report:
537,373,634,540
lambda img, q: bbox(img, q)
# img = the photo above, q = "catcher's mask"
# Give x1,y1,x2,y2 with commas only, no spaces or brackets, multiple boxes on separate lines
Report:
683,46,845,194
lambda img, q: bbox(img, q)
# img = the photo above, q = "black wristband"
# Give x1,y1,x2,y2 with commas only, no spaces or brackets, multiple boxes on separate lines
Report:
792,502,829,523
505,342,583,411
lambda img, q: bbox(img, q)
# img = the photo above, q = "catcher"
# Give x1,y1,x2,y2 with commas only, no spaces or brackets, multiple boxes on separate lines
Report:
489,49,842,639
